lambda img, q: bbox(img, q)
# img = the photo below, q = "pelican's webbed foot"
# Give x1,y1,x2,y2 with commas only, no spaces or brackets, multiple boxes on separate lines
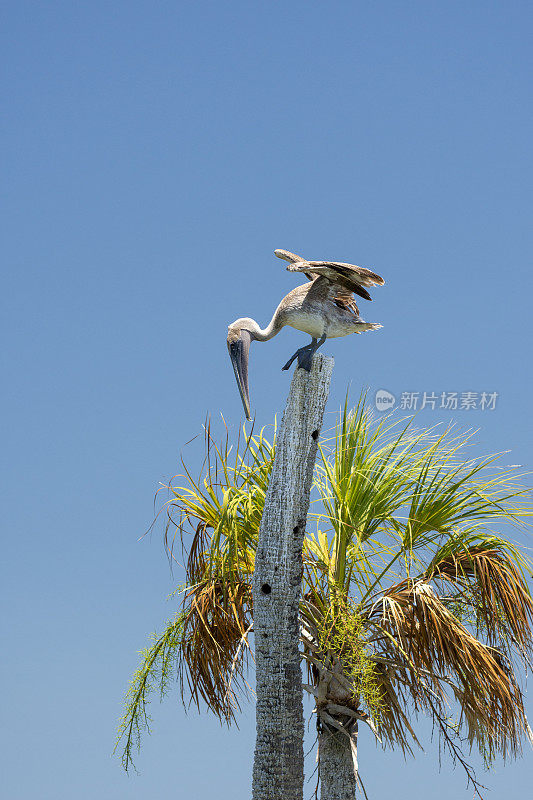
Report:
282,334,327,372
282,342,315,372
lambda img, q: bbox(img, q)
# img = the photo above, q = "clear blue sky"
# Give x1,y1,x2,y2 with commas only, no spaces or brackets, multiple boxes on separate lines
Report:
2,1,532,797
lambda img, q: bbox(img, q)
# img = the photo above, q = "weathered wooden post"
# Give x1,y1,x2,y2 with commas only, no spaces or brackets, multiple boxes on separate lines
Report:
252,354,334,800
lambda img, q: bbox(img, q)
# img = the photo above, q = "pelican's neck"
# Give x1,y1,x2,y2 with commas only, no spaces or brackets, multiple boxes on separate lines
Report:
249,313,282,342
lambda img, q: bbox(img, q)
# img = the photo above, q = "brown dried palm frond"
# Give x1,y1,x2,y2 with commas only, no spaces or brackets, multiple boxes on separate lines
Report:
371,660,422,754
426,534,533,659
144,423,267,725
179,575,253,722
170,425,274,722
369,581,530,761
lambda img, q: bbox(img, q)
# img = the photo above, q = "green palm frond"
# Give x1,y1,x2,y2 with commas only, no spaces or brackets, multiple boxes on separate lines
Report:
164,422,275,586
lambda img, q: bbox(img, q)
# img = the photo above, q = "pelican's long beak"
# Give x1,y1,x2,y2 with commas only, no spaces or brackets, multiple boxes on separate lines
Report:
228,330,252,421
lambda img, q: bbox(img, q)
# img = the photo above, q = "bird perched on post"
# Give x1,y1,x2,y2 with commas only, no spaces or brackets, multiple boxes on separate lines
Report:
227,249,384,419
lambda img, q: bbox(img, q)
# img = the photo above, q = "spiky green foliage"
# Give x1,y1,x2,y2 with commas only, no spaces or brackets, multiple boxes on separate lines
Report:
118,398,533,794
116,609,187,771
315,590,384,721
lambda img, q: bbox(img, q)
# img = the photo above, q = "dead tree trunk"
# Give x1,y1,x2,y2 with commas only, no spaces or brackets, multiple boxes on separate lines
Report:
252,354,334,800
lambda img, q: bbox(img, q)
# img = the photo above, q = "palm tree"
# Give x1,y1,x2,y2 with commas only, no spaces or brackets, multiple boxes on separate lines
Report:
117,399,533,799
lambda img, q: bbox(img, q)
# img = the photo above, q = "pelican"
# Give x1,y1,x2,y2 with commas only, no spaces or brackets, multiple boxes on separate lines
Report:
227,249,384,419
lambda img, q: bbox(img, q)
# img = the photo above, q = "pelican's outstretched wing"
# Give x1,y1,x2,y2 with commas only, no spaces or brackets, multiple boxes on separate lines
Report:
274,248,315,280
331,286,361,316
274,248,385,302
305,261,384,287
296,261,384,301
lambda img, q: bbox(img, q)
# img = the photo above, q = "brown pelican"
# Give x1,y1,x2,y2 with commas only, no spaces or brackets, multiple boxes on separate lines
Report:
227,249,384,419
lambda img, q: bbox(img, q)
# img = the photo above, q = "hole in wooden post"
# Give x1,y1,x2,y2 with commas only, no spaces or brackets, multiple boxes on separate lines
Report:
311,429,319,440
261,583,272,595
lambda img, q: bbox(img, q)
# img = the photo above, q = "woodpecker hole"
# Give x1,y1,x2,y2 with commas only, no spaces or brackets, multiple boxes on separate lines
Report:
261,583,272,595
311,429,319,440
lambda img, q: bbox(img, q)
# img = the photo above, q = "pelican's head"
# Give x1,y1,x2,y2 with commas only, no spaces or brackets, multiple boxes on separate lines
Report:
227,318,257,421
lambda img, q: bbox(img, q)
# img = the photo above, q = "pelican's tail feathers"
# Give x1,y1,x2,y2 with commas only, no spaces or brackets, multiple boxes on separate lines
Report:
354,322,383,333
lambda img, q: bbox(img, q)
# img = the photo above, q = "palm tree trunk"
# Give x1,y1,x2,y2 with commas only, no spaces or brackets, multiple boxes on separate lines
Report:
319,722,358,800
252,354,334,800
